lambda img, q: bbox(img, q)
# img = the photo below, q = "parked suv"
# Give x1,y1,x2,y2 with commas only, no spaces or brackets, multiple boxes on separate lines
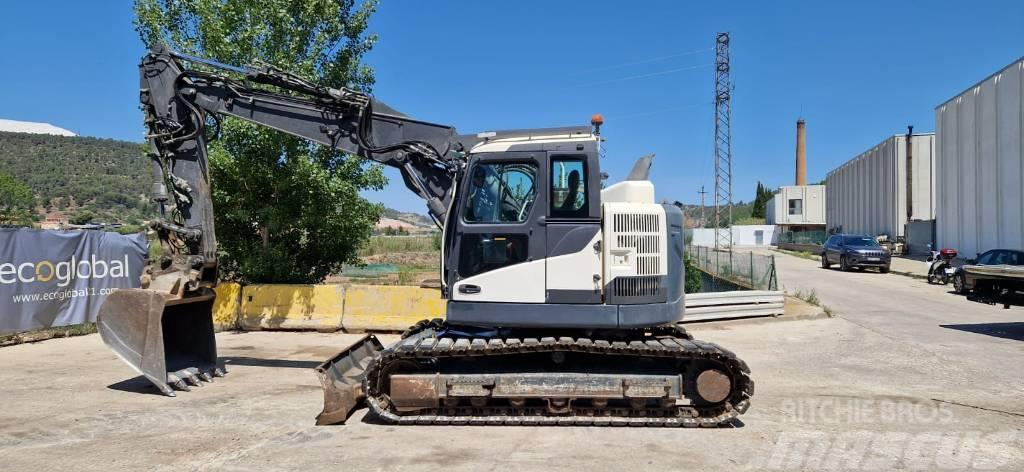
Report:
821,234,891,273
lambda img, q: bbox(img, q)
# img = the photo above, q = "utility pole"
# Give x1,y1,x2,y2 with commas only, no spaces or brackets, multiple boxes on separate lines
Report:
713,32,734,251
697,185,708,228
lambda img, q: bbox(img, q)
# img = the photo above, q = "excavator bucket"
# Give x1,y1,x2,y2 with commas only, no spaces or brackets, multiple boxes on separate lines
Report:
314,334,384,425
98,288,223,396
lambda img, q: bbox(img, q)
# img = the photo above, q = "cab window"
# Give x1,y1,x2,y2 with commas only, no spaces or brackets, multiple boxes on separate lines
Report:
458,233,529,278
550,158,588,217
463,162,537,223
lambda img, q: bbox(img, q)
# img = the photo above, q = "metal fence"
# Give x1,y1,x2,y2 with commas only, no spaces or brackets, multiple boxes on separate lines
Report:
687,245,778,291
778,230,828,245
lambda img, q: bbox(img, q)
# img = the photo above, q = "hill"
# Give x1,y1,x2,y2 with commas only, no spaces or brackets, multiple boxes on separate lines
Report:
382,207,434,228
0,130,437,230
675,201,759,228
0,131,152,224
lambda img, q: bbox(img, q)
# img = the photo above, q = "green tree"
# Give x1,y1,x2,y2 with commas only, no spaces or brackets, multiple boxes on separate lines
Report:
70,210,97,225
751,182,766,219
135,0,386,284
0,171,34,226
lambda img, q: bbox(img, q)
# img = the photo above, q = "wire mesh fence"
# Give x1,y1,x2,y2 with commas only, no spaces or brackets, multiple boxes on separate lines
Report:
687,245,778,291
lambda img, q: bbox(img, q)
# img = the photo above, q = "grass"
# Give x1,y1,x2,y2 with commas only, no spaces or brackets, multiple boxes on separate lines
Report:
793,288,821,306
773,248,819,261
357,235,437,257
790,288,835,317
0,322,97,348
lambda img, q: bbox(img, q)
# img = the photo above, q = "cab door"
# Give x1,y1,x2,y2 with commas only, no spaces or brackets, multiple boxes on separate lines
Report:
544,153,603,304
449,152,547,303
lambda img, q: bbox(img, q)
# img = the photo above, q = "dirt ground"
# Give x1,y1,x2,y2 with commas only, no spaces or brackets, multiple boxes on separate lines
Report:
1,250,1022,471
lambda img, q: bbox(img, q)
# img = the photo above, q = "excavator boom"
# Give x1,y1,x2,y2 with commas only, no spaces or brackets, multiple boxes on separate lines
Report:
99,44,463,397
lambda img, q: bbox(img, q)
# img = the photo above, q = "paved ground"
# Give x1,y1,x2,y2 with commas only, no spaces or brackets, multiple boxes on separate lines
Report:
2,251,1022,471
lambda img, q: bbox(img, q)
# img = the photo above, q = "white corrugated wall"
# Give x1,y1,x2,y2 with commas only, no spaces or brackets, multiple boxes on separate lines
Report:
936,57,1024,257
825,134,935,238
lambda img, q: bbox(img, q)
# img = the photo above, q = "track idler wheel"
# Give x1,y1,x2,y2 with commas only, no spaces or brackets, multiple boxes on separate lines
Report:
694,369,732,404
687,362,734,406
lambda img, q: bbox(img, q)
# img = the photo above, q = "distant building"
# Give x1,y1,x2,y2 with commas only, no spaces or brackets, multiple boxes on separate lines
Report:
38,212,67,230
0,118,76,136
691,225,777,247
825,132,936,254
765,119,828,238
766,185,827,232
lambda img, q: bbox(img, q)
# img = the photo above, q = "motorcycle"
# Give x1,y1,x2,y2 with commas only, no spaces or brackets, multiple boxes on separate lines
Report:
926,245,958,285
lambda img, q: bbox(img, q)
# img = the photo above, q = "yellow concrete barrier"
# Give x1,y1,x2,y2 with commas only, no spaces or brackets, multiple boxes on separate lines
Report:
240,284,345,331
342,285,446,332
212,282,241,330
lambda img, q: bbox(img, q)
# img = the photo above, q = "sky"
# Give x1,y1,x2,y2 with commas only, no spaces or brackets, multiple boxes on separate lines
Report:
1,1,1022,213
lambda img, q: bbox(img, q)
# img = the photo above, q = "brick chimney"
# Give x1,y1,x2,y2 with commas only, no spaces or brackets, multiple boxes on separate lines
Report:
795,119,807,186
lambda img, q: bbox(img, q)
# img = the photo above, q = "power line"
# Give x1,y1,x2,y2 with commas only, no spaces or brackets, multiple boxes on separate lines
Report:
563,63,713,89
603,102,710,120
583,47,715,73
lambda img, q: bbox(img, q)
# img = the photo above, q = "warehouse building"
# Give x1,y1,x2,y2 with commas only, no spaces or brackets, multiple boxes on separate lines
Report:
825,131,936,254
935,56,1024,257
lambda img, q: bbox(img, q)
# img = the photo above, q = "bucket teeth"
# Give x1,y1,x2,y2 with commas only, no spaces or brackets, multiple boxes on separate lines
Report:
171,378,191,392
198,371,214,383
213,367,226,377
177,368,200,387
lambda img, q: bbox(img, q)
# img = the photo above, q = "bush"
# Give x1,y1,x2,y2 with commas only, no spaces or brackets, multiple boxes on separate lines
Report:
684,253,702,293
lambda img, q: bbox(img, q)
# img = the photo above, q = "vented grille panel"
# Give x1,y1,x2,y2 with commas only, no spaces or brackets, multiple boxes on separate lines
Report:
610,213,662,276
612,213,661,233
611,275,663,298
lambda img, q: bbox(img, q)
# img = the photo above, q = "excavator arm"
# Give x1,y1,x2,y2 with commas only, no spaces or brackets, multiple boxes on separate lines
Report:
98,44,462,397
143,43,460,255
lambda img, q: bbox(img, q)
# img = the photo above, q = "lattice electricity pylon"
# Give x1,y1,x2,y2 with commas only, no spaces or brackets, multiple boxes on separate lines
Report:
713,32,733,250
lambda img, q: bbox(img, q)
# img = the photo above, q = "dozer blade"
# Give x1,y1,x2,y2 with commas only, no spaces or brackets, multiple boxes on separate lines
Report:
97,288,222,396
314,334,384,425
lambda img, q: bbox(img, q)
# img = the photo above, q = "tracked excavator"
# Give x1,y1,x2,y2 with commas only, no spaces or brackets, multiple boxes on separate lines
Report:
98,45,753,427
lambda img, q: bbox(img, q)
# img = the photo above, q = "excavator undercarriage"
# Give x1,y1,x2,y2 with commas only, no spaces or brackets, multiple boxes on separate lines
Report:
316,322,752,426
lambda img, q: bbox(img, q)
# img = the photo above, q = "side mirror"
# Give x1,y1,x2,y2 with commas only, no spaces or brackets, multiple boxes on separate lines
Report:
926,256,934,262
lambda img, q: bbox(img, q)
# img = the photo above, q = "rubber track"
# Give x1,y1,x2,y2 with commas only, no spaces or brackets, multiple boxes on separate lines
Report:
364,325,753,427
